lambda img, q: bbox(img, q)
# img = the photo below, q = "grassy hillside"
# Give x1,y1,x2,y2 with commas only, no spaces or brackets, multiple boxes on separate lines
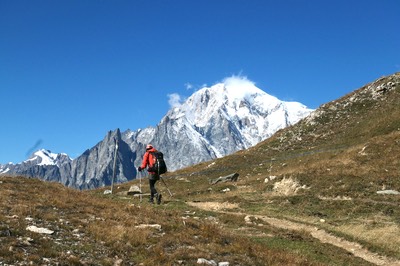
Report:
1,73,400,265
1,176,347,265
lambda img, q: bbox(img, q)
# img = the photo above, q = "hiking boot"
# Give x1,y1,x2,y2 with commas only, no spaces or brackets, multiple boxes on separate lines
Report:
156,193,162,205
148,197,154,204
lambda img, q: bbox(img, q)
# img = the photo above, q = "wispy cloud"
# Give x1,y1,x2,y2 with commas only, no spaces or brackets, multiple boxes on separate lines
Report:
184,83,193,90
168,75,256,108
221,74,255,87
185,82,208,91
167,93,184,108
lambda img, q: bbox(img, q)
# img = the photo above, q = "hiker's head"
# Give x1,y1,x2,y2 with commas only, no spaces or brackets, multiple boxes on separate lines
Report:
146,144,153,151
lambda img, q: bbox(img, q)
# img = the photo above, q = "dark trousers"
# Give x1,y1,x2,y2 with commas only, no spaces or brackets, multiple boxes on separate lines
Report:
149,174,159,198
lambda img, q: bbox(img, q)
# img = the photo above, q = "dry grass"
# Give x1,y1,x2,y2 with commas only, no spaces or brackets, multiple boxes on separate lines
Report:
338,221,400,256
1,176,327,265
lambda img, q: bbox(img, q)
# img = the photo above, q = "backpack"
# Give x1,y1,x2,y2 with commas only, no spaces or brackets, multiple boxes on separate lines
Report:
148,151,167,175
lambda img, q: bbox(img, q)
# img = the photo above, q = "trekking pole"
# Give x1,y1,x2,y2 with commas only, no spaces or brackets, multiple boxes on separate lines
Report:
139,169,143,203
160,176,173,197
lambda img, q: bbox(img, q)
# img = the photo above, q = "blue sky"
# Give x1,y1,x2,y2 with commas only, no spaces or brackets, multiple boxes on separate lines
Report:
1,0,399,164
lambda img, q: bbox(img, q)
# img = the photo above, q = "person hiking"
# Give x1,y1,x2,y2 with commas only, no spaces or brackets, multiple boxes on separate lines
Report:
138,144,162,204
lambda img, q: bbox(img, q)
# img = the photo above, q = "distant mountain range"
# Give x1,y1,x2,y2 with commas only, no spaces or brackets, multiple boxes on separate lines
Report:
0,77,313,189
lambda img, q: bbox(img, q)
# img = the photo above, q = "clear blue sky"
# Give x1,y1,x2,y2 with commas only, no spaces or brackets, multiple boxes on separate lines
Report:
1,0,399,164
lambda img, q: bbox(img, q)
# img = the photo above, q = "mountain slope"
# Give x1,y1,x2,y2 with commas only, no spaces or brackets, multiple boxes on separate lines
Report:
187,72,400,180
165,72,400,262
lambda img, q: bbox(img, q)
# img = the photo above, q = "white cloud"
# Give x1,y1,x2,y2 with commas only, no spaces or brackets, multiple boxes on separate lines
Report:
219,74,258,100
184,83,193,90
168,75,257,109
168,93,184,108
221,74,255,88
185,82,208,91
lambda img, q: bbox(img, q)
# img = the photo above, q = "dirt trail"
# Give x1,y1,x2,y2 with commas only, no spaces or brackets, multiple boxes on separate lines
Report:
187,201,400,266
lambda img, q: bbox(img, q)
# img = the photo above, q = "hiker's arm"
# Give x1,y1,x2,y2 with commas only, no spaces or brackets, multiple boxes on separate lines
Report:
140,152,149,169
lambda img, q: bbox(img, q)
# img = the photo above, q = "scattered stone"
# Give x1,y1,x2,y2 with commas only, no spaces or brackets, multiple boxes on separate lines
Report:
127,185,142,195
210,173,239,185
134,224,162,230
0,229,11,237
20,237,34,245
177,177,190,182
26,225,54,235
264,175,277,183
218,262,230,266
358,146,368,155
273,177,308,196
244,215,252,224
104,190,112,195
221,188,230,193
197,258,217,265
114,258,123,266
206,216,219,224
377,190,400,195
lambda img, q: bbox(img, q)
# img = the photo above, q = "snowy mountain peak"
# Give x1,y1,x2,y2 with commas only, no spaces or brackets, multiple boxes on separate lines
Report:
156,76,314,170
169,76,312,146
25,149,71,166
220,75,271,101
191,77,266,106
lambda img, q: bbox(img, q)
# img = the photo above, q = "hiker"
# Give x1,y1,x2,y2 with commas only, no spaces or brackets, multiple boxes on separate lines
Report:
138,144,162,204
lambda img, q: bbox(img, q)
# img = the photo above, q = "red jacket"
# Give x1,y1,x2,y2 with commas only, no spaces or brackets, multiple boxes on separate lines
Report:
140,147,158,174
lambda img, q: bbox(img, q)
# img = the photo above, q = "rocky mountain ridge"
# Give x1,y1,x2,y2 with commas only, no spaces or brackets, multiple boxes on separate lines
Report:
0,77,313,189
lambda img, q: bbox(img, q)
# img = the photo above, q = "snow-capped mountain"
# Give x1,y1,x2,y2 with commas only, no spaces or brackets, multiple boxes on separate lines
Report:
1,77,313,189
0,149,72,182
125,77,313,172
166,77,311,157
25,149,72,166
